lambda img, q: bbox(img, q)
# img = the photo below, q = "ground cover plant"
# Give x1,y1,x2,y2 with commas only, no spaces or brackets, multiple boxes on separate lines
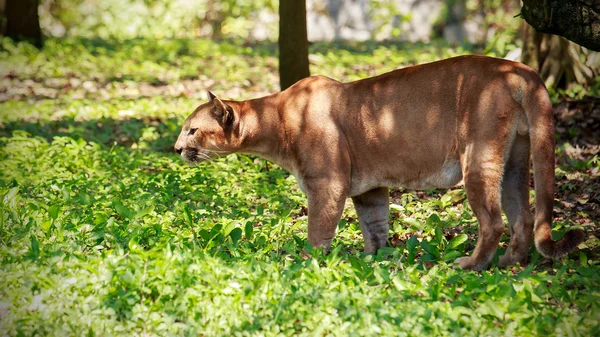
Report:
0,37,599,336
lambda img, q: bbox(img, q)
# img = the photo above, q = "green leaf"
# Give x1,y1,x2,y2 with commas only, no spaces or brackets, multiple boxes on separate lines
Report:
349,256,363,273
580,251,588,267
480,299,504,319
446,189,466,203
113,201,133,219
30,235,40,259
244,222,253,240
390,203,403,212
209,224,223,242
183,205,193,225
48,205,60,220
78,192,92,205
377,247,396,256
425,213,441,229
120,270,135,284
513,283,524,293
442,250,462,261
406,235,418,253
128,235,140,251
4,187,19,203
447,234,468,250
135,205,154,219
433,227,443,245
441,193,452,205
229,227,242,244
404,218,423,230
420,240,440,258
40,220,53,232
61,186,70,201
198,229,211,241
406,235,419,262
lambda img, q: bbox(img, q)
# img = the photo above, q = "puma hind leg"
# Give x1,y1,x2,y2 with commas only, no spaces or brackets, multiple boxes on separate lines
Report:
498,134,534,267
455,144,507,271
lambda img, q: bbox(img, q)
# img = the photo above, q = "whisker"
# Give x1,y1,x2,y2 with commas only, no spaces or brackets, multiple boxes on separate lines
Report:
196,152,210,161
200,153,212,161
206,149,223,155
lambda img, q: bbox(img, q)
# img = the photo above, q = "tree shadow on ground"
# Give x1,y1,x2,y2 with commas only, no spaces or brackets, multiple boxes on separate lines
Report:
0,116,182,153
552,97,600,241
52,36,438,58
310,39,455,56
12,36,459,72
0,115,304,230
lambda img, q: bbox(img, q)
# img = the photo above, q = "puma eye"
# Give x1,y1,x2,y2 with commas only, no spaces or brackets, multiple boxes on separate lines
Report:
188,128,197,135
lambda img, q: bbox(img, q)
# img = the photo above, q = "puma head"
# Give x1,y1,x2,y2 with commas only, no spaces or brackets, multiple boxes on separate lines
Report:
174,91,240,164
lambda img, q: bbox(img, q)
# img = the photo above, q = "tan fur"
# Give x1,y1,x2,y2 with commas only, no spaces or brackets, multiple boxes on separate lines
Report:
175,55,584,271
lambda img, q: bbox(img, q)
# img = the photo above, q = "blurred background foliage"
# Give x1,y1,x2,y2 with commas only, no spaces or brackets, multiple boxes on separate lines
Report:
0,0,598,97
34,0,521,44
38,0,278,40
14,0,590,95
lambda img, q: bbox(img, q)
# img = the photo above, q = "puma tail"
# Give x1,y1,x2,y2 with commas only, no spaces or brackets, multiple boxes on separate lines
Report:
521,72,585,259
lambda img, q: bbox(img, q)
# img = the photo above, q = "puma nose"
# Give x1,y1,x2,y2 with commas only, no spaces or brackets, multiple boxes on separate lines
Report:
175,146,183,155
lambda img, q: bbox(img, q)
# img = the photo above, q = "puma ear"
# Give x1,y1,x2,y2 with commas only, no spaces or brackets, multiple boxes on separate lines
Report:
222,105,236,128
211,95,228,117
211,96,236,128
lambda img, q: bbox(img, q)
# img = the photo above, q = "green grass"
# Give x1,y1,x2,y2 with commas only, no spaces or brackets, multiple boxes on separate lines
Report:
0,37,599,336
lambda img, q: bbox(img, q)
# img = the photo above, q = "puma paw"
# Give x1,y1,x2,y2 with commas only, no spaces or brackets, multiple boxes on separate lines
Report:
454,256,487,271
498,253,527,268
497,254,512,268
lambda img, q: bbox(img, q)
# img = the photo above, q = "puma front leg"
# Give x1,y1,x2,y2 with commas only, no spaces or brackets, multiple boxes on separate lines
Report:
352,187,390,253
305,179,348,250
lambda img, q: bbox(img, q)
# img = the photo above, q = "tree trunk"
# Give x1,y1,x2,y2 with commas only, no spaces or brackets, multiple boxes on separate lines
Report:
521,0,600,51
5,0,42,47
520,23,541,73
206,0,224,40
521,22,596,90
278,0,310,91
